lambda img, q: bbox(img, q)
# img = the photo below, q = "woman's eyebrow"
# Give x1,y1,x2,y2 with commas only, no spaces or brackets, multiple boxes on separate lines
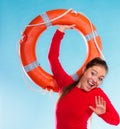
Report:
91,69,105,78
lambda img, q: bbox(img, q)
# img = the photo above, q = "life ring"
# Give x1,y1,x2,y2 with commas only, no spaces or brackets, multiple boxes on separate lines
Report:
19,9,102,92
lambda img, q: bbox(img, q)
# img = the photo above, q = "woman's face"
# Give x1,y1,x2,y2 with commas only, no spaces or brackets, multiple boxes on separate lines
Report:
78,65,107,92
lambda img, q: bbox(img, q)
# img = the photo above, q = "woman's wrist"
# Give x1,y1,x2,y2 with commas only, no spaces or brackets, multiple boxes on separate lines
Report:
57,26,65,32
57,24,75,32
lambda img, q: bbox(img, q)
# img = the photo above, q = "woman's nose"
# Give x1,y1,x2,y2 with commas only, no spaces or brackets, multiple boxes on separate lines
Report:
93,77,98,83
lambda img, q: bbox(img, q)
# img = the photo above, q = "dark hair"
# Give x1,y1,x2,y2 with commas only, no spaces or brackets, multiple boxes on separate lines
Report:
85,57,108,72
58,57,108,101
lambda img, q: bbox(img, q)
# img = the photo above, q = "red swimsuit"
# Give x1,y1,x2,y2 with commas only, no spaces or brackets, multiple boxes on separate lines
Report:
48,30,120,129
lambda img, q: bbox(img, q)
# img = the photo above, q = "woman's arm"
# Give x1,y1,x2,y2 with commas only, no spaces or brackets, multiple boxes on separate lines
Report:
48,25,75,91
98,94,120,125
90,89,120,125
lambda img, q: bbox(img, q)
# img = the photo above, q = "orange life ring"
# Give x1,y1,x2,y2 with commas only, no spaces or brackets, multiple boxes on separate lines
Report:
19,9,102,92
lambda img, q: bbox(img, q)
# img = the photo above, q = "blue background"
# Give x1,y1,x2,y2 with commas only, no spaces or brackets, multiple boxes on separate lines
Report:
1,0,120,129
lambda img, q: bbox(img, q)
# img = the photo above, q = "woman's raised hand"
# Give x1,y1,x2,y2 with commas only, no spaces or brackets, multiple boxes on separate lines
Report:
89,96,106,115
58,24,76,32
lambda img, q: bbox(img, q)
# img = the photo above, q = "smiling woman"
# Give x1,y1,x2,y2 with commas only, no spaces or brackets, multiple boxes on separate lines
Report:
1,1,120,129
48,25,120,129
77,62,107,92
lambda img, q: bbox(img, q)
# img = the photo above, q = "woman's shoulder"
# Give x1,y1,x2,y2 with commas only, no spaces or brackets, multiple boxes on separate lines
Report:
90,87,106,96
89,88,110,101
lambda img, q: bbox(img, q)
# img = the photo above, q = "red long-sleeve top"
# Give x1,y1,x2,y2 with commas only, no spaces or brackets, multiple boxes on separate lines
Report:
48,30,120,129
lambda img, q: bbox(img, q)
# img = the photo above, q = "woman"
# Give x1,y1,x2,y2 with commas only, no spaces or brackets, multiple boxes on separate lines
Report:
48,25,120,129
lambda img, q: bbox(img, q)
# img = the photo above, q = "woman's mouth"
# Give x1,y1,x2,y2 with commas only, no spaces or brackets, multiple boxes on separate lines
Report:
88,81,95,87
87,79,96,89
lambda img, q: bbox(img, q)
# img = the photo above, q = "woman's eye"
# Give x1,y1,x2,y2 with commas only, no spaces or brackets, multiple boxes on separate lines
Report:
99,77,103,81
91,71,95,76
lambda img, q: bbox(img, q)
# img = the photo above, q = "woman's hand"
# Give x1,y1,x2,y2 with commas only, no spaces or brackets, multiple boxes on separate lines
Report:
89,96,106,115
57,24,75,32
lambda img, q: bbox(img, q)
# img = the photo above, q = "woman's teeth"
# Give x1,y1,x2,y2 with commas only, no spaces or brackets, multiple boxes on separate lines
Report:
88,81,95,87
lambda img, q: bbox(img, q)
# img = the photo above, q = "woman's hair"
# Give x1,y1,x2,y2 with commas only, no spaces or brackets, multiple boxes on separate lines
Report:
58,57,108,101
85,57,108,72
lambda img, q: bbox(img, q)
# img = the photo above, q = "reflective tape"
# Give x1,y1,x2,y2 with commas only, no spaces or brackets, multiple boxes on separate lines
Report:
71,73,79,81
41,12,52,27
85,30,98,41
24,61,40,72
